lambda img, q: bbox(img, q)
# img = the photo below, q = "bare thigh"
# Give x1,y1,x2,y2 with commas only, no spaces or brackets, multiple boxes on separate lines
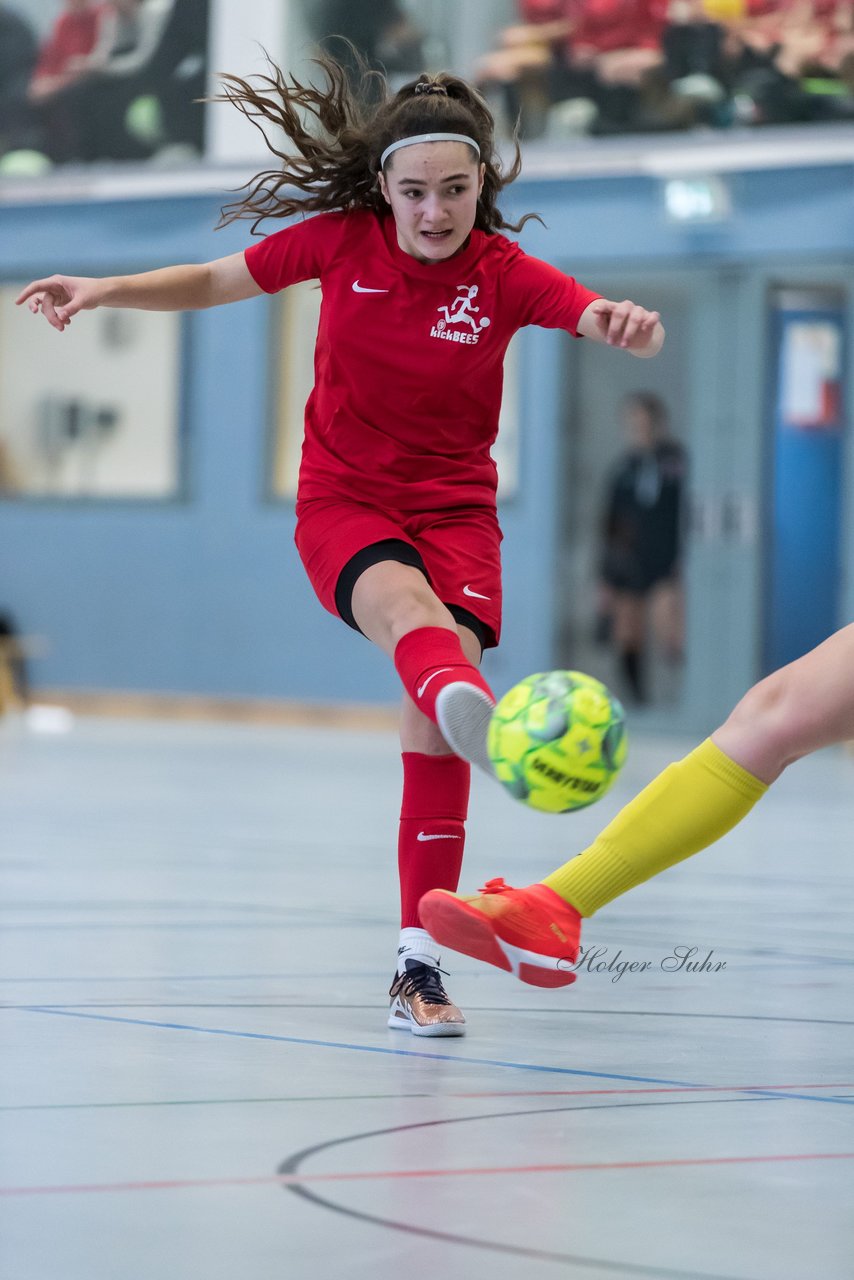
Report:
350,560,458,656
714,622,854,782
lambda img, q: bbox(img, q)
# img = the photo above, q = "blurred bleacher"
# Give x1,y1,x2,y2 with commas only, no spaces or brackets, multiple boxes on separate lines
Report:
1,0,853,178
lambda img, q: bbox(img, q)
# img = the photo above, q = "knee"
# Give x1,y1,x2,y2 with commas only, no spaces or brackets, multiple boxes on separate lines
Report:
721,668,808,769
385,584,450,648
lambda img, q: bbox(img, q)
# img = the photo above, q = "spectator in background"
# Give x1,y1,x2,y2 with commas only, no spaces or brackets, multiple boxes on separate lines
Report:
28,0,114,105
27,0,209,164
474,0,575,135
313,1,425,97
134,0,208,152
70,0,156,77
475,0,854,136
27,0,115,162
477,0,670,136
0,4,39,155
50,0,160,160
598,392,686,704
72,0,206,161
662,0,729,106
568,0,667,86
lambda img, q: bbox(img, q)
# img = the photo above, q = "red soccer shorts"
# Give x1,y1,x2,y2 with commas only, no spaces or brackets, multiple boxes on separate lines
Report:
294,497,503,648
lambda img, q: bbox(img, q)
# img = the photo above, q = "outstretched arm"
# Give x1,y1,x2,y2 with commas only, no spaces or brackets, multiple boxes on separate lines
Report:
15,252,263,333
577,297,664,358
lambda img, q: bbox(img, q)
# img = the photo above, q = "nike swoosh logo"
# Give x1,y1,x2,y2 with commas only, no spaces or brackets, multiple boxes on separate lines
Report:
463,584,491,600
416,668,453,698
416,832,462,842
352,281,389,293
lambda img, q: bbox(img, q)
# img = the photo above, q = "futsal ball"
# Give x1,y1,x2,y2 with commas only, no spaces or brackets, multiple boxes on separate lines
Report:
487,670,627,813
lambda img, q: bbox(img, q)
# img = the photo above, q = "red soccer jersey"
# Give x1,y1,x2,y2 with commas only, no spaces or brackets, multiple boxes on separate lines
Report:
245,209,599,512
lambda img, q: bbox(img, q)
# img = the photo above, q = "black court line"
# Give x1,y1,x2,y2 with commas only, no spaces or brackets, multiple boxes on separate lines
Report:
278,1096,778,1279
0,1093,432,1113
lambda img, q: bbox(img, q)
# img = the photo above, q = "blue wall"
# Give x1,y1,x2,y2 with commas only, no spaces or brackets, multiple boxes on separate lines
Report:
2,157,853,706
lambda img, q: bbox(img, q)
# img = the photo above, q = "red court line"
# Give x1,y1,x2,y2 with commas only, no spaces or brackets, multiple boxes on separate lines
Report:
3,1152,853,1197
456,1084,854,1098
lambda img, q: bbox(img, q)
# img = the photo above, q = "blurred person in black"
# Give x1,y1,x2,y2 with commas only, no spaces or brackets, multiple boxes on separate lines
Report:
598,392,686,704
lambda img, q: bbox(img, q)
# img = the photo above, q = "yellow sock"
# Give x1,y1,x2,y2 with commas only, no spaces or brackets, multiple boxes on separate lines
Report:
542,739,768,916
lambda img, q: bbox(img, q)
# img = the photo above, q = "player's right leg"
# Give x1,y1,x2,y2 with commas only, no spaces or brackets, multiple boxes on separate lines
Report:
422,623,854,985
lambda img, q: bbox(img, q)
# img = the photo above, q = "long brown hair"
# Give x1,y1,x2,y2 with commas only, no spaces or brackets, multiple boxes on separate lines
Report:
215,52,538,235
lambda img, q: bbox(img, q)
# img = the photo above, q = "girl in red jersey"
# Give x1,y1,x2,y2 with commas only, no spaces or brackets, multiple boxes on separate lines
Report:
16,55,664,1037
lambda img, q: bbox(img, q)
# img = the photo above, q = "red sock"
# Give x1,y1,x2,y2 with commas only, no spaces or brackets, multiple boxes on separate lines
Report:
398,752,470,929
393,627,494,724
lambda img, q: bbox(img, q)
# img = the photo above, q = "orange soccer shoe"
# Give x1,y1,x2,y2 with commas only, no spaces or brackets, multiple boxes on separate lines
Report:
419,878,582,988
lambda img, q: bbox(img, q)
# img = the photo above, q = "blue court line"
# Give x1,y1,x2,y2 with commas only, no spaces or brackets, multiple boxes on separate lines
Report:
0,922,323,932
0,972,386,984
17,1006,854,1104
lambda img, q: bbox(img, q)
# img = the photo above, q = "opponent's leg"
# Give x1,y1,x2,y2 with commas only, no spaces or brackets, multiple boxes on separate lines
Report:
713,621,854,781
422,624,854,984
351,560,495,773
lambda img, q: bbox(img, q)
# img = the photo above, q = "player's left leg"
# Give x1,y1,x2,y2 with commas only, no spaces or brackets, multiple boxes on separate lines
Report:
351,559,496,774
389,624,482,1036
421,623,854,985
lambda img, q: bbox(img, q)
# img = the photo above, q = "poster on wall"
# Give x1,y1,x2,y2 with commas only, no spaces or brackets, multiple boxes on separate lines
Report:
779,319,843,432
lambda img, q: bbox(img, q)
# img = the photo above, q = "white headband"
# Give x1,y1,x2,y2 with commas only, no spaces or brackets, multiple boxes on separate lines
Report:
380,132,480,170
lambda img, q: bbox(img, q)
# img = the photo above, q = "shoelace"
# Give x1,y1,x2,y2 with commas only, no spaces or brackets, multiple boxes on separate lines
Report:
479,876,514,894
391,961,452,1006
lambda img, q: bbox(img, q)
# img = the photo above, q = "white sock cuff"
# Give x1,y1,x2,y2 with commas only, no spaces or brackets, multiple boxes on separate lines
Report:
398,927,441,973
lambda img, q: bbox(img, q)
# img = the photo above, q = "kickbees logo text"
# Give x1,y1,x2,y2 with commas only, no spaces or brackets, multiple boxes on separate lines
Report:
431,285,491,345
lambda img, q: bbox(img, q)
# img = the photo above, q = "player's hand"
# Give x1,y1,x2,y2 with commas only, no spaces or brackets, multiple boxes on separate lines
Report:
15,275,107,333
584,298,662,352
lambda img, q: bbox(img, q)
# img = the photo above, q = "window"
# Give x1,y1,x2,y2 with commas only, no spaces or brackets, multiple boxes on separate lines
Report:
0,287,183,499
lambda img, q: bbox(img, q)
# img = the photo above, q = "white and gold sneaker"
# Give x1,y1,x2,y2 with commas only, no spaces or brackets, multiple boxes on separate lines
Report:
387,959,466,1037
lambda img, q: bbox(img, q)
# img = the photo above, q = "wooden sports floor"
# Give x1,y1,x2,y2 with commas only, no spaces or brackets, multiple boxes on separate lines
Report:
1,714,852,1280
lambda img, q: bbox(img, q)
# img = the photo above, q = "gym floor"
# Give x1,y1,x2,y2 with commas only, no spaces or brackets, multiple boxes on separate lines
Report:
2,714,852,1280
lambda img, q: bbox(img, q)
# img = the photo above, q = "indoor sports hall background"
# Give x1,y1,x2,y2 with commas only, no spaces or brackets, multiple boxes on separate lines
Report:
1,3,853,1279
